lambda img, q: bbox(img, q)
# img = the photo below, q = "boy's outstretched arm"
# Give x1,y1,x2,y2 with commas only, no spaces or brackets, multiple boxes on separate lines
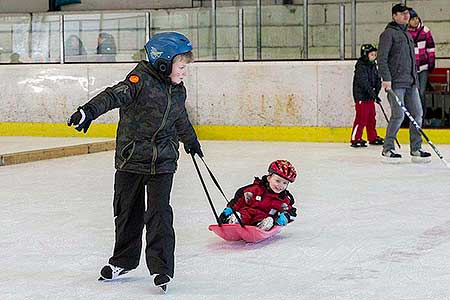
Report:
68,72,142,133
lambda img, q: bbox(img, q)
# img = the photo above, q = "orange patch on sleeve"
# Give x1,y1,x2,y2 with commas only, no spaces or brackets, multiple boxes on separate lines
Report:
129,75,140,83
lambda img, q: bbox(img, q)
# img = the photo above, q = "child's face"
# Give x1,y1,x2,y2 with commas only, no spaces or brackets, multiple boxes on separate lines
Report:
267,173,289,194
409,16,420,28
368,51,377,61
169,60,188,84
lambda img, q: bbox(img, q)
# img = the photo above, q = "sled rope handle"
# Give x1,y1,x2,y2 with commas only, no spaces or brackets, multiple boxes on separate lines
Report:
199,156,245,227
191,154,244,227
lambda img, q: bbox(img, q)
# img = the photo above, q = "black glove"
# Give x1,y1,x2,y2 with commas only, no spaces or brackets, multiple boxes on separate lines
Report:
67,107,93,133
184,140,204,157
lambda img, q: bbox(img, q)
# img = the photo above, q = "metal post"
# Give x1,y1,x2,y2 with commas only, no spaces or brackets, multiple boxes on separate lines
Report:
60,14,65,64
256,0,262,60
238,8,244,62
145,11,151,42
211,0,217,60
303,0,308,59
339,3,345,60
351,0,356,58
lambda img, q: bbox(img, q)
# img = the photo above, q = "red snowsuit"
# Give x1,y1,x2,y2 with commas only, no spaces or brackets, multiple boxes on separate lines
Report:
228,176,297,226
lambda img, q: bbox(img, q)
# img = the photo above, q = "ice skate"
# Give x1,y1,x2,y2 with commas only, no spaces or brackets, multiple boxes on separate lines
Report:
410,149,431,163
369,136,384,145
381,149,402,164
350,140,368,148
154,274,171,293
98,264,129,281
257,217,274,231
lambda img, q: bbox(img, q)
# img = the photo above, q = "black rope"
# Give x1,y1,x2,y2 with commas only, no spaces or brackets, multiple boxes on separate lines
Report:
199,157,244,227
191,154,221,225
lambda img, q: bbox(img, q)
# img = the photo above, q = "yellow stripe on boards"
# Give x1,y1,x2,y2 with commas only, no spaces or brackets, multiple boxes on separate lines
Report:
1,122,450,144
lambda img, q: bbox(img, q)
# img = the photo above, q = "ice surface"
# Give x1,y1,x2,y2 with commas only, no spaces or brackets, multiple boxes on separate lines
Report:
1,141,450,300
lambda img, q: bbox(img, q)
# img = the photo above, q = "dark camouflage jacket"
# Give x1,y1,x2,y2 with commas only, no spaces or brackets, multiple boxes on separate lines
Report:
82,60,198,174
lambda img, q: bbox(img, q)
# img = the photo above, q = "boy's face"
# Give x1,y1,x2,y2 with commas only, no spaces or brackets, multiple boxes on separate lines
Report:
267,173,289,194
169,60,188,84
368,51,377,61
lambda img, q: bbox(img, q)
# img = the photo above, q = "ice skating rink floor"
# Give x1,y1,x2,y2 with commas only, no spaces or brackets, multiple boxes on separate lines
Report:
1,140,450,300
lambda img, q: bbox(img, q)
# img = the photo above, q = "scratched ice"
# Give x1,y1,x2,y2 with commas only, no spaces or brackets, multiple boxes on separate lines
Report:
1,141,450,300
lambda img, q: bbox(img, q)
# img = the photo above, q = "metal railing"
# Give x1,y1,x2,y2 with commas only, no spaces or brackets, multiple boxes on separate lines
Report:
0,0,448,64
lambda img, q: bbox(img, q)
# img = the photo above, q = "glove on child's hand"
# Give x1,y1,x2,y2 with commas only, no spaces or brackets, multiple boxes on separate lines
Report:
222,207,233,217
67,107,93,133
219,207,233,224
184,140,204,157
276,212,288,226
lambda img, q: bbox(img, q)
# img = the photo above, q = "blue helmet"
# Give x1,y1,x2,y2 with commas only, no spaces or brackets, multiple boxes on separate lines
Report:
144,32,192,77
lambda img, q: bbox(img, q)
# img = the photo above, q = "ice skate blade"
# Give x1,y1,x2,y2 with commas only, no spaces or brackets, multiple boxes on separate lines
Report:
159,285,167,293
381,157,401,164
411,156,432,164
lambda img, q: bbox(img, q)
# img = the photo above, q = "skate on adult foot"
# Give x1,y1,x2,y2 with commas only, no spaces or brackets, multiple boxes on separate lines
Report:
350,140,368,148
98,264,129,281
410,149,431,163
369,136,384,145
154,274,171,293
381,149,402,164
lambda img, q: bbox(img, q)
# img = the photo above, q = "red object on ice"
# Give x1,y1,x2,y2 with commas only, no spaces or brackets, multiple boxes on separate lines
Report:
208,224,283,243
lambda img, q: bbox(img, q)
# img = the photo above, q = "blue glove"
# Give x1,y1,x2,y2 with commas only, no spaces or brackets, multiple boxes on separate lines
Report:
219,207,233,224
276,213,288,226
223,207,233,217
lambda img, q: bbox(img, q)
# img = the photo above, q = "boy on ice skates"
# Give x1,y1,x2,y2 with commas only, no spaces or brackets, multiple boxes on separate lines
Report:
220,160,298,231
67,32,203,292
350,44,384,148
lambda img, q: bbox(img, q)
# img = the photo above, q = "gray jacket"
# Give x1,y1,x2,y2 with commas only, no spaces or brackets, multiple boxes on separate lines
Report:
377,21,418,88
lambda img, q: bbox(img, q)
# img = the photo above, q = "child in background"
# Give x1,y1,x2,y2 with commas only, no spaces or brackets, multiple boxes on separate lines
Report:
350,44,384,148
220,160,297,231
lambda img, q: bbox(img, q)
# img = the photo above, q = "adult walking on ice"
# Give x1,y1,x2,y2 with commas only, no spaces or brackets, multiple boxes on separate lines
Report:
377,3,431,163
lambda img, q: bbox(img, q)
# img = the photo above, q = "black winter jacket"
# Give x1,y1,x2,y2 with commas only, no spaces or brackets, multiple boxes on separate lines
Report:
82,60,198,174
352,58,382,102
377,21,418,88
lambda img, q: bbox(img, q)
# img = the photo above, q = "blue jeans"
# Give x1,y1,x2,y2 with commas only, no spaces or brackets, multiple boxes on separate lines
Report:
383,87,423,153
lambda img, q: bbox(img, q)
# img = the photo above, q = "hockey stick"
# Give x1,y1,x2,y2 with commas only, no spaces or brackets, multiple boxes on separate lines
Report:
191,154,244,227
387,89,450,168
376,97,401,149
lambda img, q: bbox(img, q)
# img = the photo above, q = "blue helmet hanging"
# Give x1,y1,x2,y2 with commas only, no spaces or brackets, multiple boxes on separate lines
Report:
144,32,192,77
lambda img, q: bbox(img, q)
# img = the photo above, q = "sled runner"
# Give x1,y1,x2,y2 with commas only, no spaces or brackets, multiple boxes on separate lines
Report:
208,224,283,243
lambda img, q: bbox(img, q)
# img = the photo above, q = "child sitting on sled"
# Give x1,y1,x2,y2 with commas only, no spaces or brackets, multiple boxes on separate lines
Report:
219,160,297,231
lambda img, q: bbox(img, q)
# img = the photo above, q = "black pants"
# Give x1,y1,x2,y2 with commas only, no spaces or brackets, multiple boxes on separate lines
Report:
108,170,175,278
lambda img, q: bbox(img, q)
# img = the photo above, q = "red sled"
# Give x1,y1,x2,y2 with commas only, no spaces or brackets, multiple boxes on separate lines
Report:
208,223,283,243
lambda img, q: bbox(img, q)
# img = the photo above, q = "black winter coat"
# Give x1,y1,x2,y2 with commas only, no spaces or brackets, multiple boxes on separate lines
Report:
352,58,382,102
83,61,198,174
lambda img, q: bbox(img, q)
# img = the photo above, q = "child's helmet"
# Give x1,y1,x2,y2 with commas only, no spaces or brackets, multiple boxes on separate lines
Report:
144,32,192,77
268,160,297,183
360,44,377,57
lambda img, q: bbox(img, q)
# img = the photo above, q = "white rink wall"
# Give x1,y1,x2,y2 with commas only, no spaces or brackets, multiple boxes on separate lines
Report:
0,61,389,127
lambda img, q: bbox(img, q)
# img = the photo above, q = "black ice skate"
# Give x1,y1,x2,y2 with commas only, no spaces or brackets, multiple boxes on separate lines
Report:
154,274,171,293
382,149,402,164
98,264,129,281
369,136,384,145
410,149,431,163
350,140,368,148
